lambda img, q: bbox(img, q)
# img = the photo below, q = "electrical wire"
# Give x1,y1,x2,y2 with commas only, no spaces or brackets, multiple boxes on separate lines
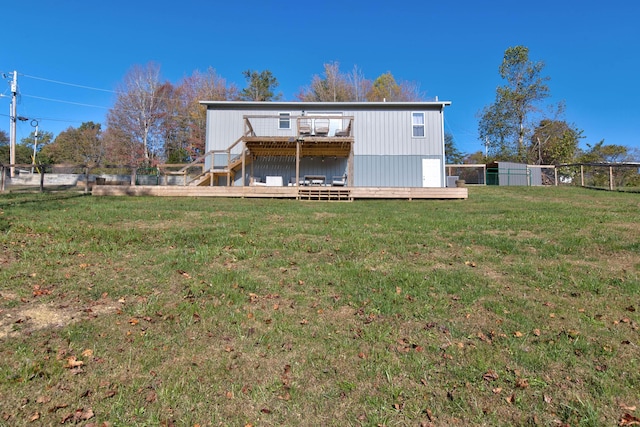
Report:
21,94,110,110
20,73,116,93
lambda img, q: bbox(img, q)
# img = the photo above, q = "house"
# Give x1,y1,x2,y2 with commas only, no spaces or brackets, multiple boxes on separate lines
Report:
199,101,452,191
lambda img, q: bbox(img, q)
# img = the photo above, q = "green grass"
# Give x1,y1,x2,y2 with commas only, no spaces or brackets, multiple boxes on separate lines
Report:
0,186,639,426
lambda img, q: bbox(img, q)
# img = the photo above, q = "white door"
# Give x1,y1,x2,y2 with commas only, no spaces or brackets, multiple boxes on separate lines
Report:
422,158,442,187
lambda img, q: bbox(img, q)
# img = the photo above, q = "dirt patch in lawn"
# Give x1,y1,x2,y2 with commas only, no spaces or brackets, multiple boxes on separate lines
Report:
0,297,122,340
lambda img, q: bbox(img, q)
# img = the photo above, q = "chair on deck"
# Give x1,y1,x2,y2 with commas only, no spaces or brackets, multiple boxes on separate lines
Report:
334,121,351,137
314,119,330,136
331,174,347,186
299,119,312,136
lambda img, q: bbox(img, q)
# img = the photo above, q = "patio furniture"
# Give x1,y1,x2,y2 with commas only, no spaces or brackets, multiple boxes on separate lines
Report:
331,174,347,186
299,119,312,136
266,176,283,186
314,119,330,136
334,121,352,137
305,175,326,186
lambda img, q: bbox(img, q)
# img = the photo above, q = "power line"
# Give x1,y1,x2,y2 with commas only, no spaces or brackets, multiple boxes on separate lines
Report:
22,94,110,110
20,73,116,93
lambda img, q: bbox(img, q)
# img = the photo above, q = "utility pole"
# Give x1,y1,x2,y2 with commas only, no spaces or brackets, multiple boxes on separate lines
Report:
31,119,39,173
9,71,17,177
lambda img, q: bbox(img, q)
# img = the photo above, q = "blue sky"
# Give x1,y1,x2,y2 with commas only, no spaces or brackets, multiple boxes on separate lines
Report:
2,0,639,157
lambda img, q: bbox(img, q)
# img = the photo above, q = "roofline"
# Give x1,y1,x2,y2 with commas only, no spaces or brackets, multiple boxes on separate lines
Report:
199,100,451,109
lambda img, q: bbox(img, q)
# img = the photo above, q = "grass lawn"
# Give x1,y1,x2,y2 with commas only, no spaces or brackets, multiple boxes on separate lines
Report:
0,186,638,426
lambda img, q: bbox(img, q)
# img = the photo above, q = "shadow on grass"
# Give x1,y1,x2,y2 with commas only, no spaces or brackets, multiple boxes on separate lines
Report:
0,189,89,208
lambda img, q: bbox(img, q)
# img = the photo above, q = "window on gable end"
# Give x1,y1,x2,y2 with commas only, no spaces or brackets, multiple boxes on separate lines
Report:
412,112,425,138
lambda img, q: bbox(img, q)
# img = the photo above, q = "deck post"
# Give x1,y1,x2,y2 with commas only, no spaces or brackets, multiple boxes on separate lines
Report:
348,142,354,187
609,166,614,190
580,165,584,187
241,142,246,187
296,140,301,200
227,149,231,187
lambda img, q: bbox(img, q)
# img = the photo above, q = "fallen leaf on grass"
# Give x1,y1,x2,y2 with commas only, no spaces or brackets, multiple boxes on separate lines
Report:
29,412,40,422
61,408,94,424
515,378,529,389
483,370,499,381
65,356,84,369
513,331,523,338
177,270,192,279
620,404,637,411
620,413,640,426
36,395,51,404
32,285,52,297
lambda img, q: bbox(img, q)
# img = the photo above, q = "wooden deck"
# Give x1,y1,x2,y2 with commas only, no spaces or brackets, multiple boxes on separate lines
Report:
92,185,468,200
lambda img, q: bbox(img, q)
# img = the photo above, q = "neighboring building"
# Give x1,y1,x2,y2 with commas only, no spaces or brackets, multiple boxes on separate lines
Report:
199,101,451,188
486,161,543,186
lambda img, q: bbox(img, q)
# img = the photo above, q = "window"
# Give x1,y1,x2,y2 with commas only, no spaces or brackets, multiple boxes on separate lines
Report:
279,112,291,129
412,112,425,138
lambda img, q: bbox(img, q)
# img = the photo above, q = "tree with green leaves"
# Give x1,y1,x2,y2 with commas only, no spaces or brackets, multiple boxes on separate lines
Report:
367,72,423,102
20,130,53,164
41,122,103,165
444,132,465,164
479,46,551,162
530,119,582,165
577,140,632,164
576,141,639,187
240,70,281,101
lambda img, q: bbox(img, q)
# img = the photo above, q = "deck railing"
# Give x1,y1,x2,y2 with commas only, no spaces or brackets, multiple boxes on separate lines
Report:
242,115,353,138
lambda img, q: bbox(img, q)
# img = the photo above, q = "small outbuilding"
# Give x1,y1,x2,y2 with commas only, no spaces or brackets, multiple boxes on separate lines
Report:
486,162,542,186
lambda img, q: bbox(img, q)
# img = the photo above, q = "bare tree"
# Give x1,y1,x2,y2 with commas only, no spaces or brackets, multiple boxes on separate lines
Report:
177,68,238,156
297,62,356,102
107,62,165,165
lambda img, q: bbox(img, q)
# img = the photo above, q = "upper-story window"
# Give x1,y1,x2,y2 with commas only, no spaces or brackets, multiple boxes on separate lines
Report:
412,112,425,138
279,112,291,129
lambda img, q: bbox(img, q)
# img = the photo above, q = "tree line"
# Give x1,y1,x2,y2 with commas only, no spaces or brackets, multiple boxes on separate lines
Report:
0,62,424,167
1,51,637,169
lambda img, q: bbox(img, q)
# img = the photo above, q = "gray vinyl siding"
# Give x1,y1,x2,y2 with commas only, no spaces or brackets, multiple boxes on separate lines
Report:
354,155,442,187
352,110,444,156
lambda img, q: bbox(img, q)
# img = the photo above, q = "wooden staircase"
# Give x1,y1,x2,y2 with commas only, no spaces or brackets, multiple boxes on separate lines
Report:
189,151,251,186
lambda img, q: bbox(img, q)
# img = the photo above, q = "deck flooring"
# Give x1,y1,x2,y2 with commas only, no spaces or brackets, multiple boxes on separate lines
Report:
92,185,467,200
